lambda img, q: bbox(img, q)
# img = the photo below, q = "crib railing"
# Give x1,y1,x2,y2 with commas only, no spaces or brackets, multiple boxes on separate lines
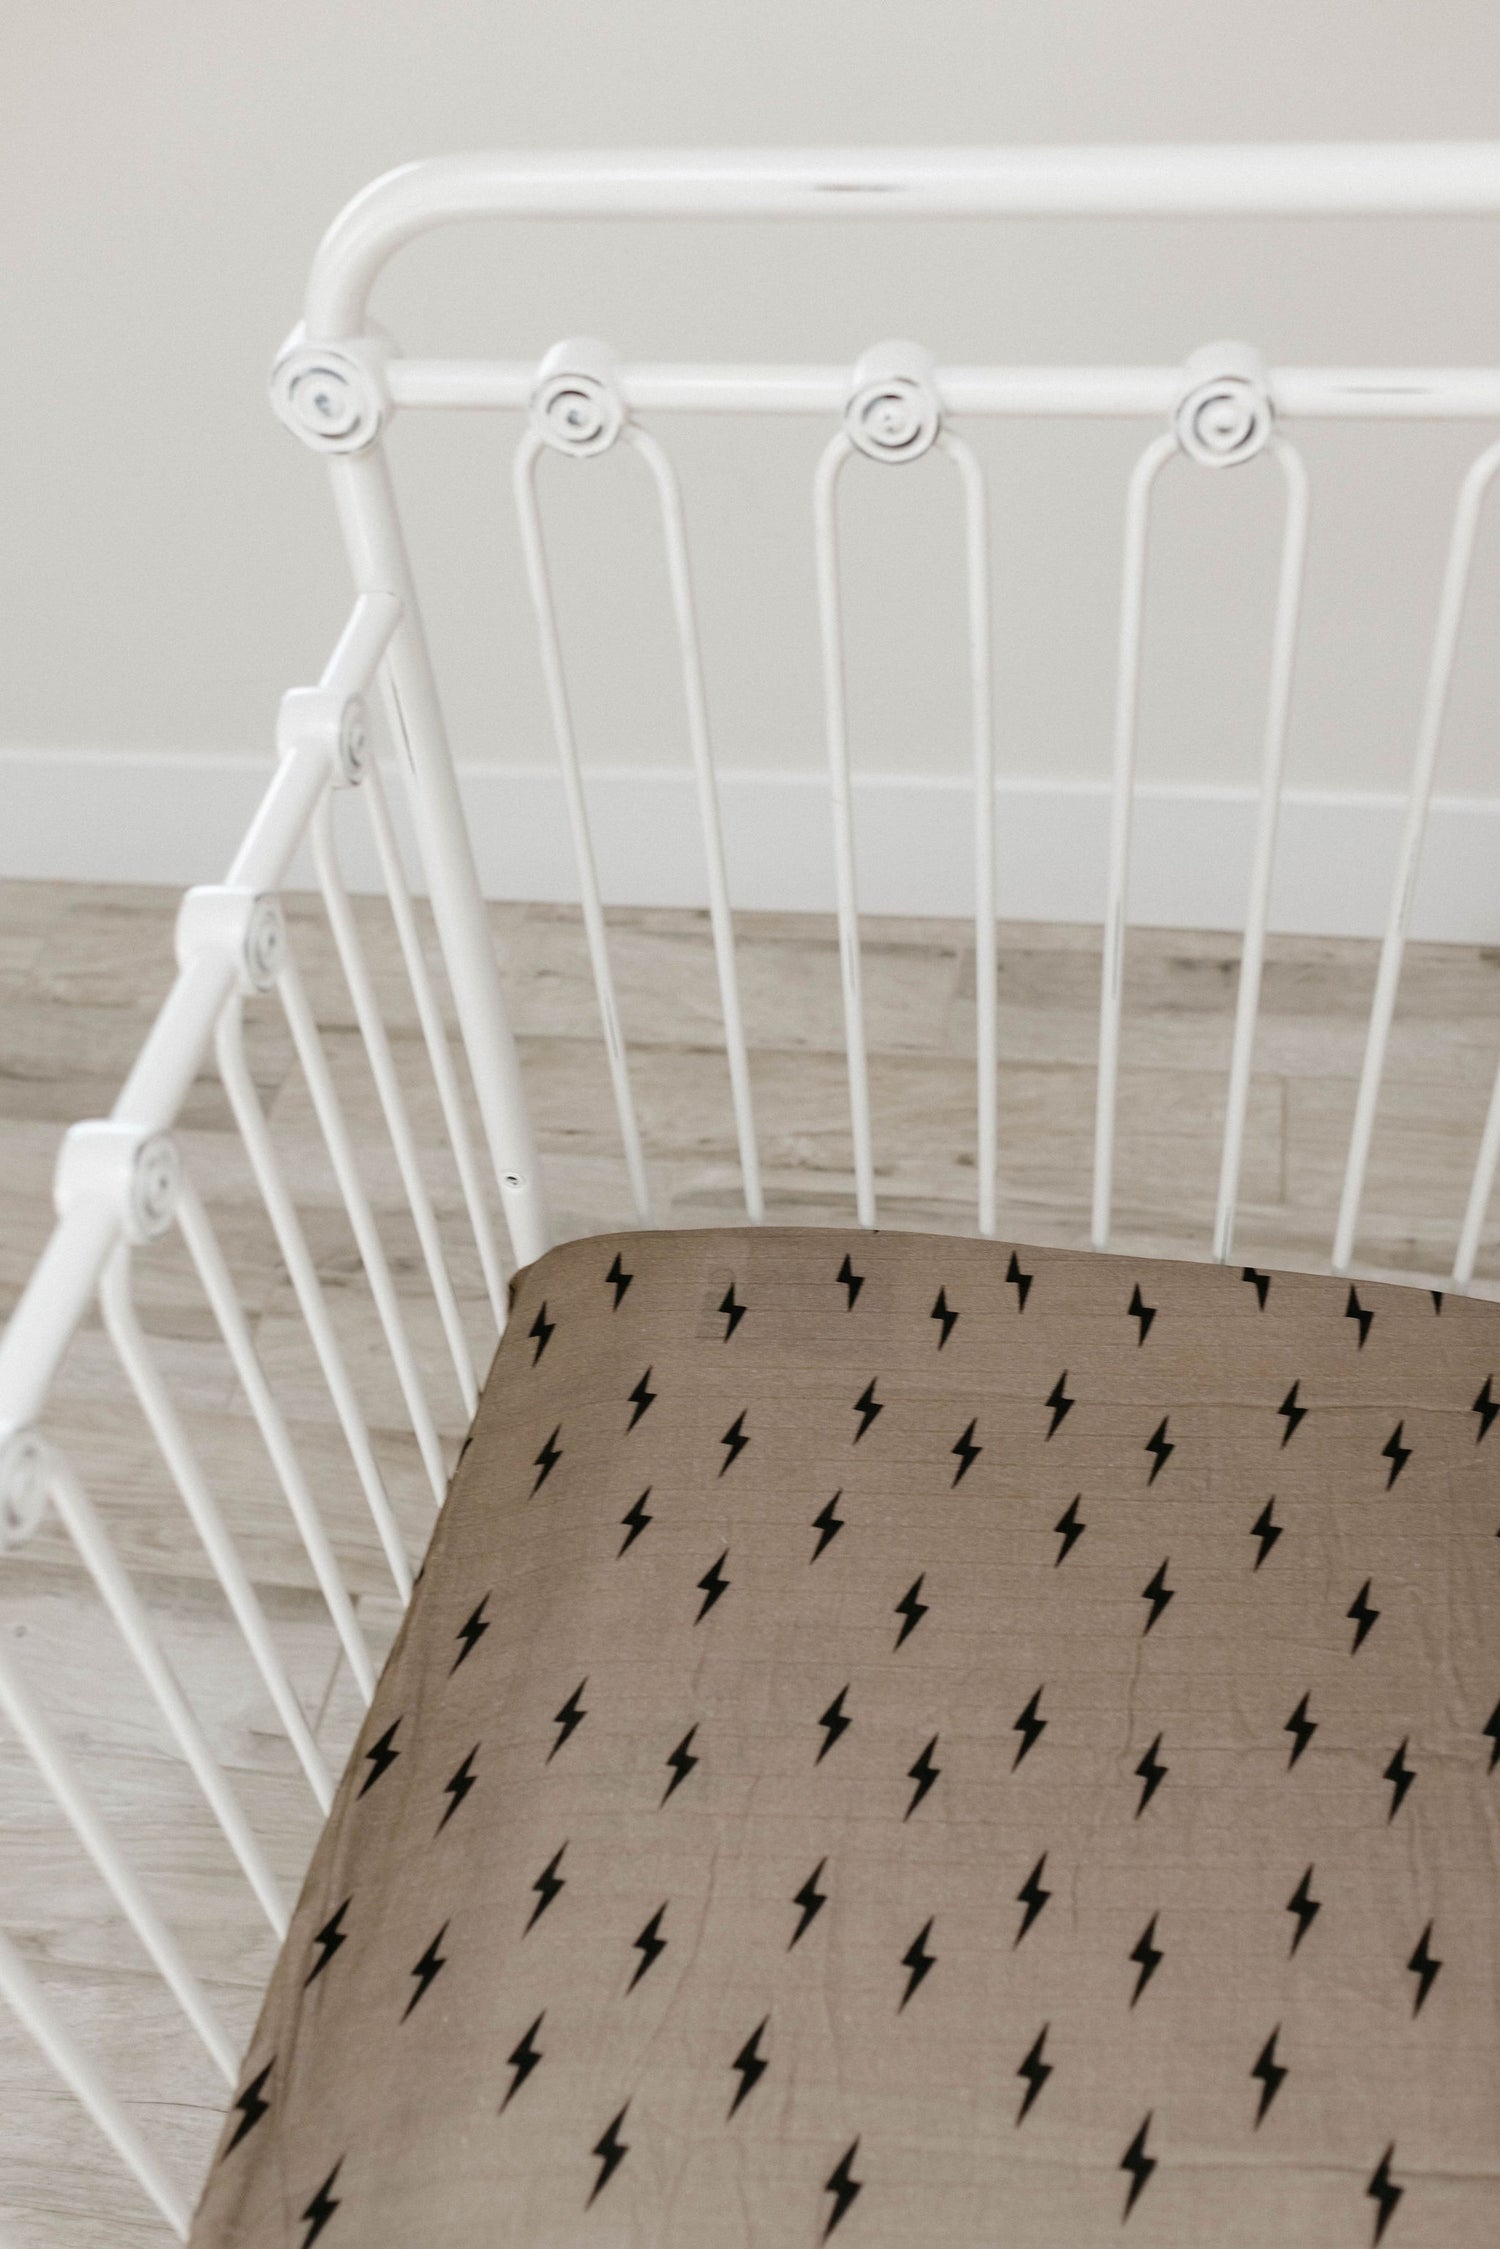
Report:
9,143,1500,2236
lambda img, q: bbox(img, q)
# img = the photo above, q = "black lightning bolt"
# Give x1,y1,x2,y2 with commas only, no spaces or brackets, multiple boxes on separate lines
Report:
1135,1733,1167,1816
811,1491,845,1560
719,1284,745,1340
605,1252,632,1307
1120,2115,1156,2220
899,1917,937,2009
526,1845,567,1931
1277,1382,1306,1445
1251,1498,1281,1569
1474,1376,1498,1442
1432,1290,1444,1313
358,1717,400,1796
1054,1494,1085,1563
1384,1738,1416,1820
1345,1286,1373,1348
403,1923,448,2019
305,1901,349,1985
1044,1371,1074,1437
1407,1922,1442,2013
1287,1866,1320,1953
837,1254,863,1308
817,1687,851,1762
1347,1580,1381,1654
1243,1266,1270,1309
223,2058,273,2153
451,1596,490,1673
626,1368,656,1430
906,1735,941,1819
662,1726,699,1803
1141,1558,1174,1632
549,1681,587,1760
1382,1422,1411,1487
894,1574,929,1648
589,2107,630,2206
1006,1251,1032,1311
438,1747,479,1832
1016,2026,1051,2123
729,2018,769,2116
790,1858,828,1947
528,1301,554,1362
1285,1693,1317,1768
1367,2146,1403,2245
531,1426,562,1492
719,1411,749,1474
1144,1418,1173,1484
852,1379,883,1440
1129,1914,1163,2005
951,1418,981,1485
1015,1853,1052,1944
1251,2027,1286,2124
628,1904,667,1989
823,2141,863,2238
931,1288,957,1347
1012,1687,1046,1768
501,2012,543,2110
300,2160,343,2245
696,1552,731,1622
619,1488,653,1554
1129,1284,1156,1344
1485,1698,1500,1771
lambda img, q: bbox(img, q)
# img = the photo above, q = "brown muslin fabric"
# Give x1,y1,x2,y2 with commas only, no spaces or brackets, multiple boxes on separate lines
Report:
190,1229,1500,2248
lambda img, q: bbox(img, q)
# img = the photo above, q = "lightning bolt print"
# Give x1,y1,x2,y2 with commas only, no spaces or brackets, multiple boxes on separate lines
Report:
1140,1559,1174,1632
1486,1698,1500,1771
1006,1251,1032,1311
695,1551,731,1622
618,1488,653,1555
589,2107,630,2205
304,1900,349,1985
1382,1422,1411,1487
1407,1922,1442,2013
1473,1375,1498,1442
1144,1418,1173,1484
300,2160,343,2246
1287,1866,1321,1953
501,2012,544,2109
605,1252,632,1307
1012,1687,1046,1768
1054,1494,1085,1563
357,1717,400,1796
790,1859,829,1947
549,1681,587,1761
628,1905,667,1989
531,1426,562,1493
930,1288,958,1347
894,1574,929,1648
626,1368,656,1430
719,1412,749,1475
1044,1371,1074,1438
1251,2027,1287,2124
1015,1853,1052,1944
1129,1914,1163,2005
1384,1737,1416,1820
528,1301,554,1362
403,1924,448,2019
1250,1498,1281,1569
898,1917,937,2009
662,1726,699,1804
810,1491,845,1560
906,1735,942,1819
1128,1284,1156,1343
951,1418,981,1485
1285,1693,1317,1768
1347,1580,1380,1653
1277,1382,1306,1445
1243,1266,1270,1308
852,1380,883,1440
223,2058,273,2153
718,1283,745,1340
729,2018,769,2116
1345,1285,1373,1347
1120,2115,1156,2220
450,1596,490,1673
1367,2146,1403,2245
837,1254,863,1308
822,2141,863,2238
816,1686,851,1762
525,1845,567,1932
1015,2025,1051,2123
437,1747,479,1832
1135,1733,1168,1817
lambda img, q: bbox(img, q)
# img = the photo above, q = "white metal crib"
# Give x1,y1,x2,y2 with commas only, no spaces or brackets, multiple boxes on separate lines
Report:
7,142,1500,2236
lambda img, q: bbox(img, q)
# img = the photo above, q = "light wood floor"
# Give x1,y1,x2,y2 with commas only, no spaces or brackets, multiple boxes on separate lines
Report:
3,878,1500,2244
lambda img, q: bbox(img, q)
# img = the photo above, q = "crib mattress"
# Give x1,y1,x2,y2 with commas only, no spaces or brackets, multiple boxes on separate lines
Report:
190,1227,1500,2248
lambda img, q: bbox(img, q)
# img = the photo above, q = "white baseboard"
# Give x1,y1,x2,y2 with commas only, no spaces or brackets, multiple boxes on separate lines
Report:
2,747,1498,943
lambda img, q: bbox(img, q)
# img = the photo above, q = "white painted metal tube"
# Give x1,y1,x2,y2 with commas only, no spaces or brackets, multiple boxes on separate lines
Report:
1212,441,1310,1263
311,798,479,1413
0,1925,191,2238
0,1635,238,2083
98,1248,333,1812
629,426,763,1222
1332,438,1500,1272
360,756,508,1331
513,428,652,1223
215,1004,414,1602
44,1448,286,1936
275,952,448,1502
1092,432,1178,1250
1454,1055,1500,1284
175,1179,376,1704
328,449,549,1269
813,433,877,1229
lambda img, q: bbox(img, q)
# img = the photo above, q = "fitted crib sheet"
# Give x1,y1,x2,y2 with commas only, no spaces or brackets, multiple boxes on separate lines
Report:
191,1227,1500,2247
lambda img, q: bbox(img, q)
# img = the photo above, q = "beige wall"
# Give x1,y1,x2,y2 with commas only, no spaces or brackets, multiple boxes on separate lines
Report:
6,1,1500,827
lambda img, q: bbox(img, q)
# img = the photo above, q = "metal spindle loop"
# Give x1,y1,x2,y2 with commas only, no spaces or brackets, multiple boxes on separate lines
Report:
270,324,388,455
0,1428,47,1552
530,337,626,457
844,341,942,464
1172,343,1274,468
